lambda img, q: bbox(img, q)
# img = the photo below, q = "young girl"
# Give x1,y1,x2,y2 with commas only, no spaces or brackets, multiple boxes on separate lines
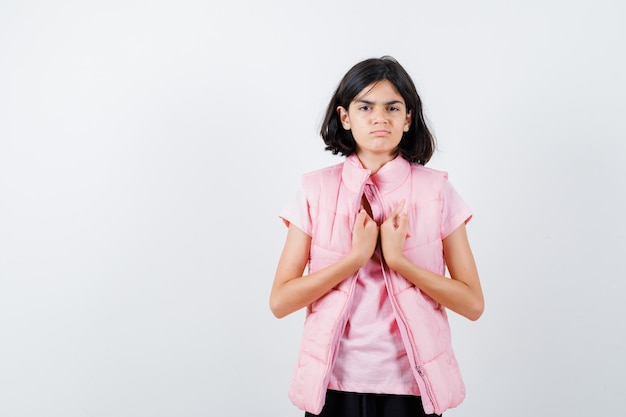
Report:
270,56,484,417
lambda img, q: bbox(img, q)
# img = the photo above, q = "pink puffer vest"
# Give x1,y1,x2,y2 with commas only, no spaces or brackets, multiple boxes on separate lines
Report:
288,154,467,415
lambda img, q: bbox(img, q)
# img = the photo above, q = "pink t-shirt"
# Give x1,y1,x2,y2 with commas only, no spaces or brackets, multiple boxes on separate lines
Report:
280,174,471,396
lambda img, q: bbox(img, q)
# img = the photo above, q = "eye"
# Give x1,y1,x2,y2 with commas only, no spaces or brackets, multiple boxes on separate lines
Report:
358,105,372,111
388,105,400,112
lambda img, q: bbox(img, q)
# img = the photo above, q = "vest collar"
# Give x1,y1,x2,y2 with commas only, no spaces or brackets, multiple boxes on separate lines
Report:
342,153,411,194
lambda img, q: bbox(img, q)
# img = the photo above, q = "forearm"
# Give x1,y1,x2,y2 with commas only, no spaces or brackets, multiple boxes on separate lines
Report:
386,254,484,321
270,252,363,318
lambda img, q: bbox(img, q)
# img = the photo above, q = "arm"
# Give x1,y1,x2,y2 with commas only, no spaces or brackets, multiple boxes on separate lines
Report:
269,209,378,318
380,202,484,321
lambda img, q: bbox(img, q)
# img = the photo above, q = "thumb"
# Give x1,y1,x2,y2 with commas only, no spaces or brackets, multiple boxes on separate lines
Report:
391,199,406,217
355,208,369,225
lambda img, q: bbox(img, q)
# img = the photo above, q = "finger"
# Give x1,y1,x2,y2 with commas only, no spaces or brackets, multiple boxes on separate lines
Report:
390,199,406,218
397,212,409,229
354,209,366,226
396,212,411,237
356,208,375,226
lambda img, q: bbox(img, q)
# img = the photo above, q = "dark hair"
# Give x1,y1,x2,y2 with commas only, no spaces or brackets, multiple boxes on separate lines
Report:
320,56,435,165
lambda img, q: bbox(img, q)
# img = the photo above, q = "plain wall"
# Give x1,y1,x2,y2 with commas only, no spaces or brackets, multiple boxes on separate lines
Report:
1,1,624,416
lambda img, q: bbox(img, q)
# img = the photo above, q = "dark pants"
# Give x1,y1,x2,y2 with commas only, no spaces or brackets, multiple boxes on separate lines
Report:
305,389,441,417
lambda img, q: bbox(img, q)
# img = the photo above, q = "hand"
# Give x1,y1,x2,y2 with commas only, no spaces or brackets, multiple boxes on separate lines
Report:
380,199,409,267
350,208,379,267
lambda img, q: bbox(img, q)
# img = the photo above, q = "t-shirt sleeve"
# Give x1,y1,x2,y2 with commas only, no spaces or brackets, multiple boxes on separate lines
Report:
279,186,312,236
440,177,473,239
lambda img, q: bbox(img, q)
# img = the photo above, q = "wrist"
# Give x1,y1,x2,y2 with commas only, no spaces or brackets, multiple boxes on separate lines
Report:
384,251,406,271
346,249,368,271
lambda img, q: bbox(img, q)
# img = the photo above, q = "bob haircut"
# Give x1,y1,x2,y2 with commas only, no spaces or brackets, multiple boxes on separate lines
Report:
320,56,435,165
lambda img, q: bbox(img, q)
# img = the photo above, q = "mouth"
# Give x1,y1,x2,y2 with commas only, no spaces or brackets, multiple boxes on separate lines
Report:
371,130,390,136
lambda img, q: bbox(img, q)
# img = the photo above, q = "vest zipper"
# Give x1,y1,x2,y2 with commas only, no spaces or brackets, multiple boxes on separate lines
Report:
368,183,438,413
415,364,436,406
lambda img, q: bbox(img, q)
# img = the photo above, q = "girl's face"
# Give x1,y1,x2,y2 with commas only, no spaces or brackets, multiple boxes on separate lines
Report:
337,79,412,164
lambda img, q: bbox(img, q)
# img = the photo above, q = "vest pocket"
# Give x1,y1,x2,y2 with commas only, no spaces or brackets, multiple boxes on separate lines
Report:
301,289,349,361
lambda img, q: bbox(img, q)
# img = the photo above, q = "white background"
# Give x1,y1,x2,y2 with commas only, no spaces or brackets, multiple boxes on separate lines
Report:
1,1,624,416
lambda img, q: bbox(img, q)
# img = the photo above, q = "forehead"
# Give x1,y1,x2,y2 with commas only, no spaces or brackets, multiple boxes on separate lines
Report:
354,79,404,102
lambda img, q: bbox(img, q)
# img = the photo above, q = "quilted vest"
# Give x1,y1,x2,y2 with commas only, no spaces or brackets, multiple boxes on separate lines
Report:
288,154,466,415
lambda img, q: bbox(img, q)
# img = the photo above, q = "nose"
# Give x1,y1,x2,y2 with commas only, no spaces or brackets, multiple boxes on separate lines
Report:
372,107,388,124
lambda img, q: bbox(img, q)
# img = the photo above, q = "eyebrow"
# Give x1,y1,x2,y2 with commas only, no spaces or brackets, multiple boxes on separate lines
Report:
354,99,405,106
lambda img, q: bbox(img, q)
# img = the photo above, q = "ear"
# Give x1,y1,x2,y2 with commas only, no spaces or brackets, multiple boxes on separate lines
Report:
403,110,413,132
337,106,350,130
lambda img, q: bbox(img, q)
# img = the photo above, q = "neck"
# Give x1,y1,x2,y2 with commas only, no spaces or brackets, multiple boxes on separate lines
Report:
356,153,396,175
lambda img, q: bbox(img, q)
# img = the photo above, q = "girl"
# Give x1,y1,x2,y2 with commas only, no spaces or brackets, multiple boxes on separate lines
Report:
270,56,484,417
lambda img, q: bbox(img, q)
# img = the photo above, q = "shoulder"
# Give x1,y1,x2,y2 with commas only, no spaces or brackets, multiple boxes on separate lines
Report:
301,162,344,188
299,162,344,205
409,164,450,189
410,163,448,178
302,162,344,180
